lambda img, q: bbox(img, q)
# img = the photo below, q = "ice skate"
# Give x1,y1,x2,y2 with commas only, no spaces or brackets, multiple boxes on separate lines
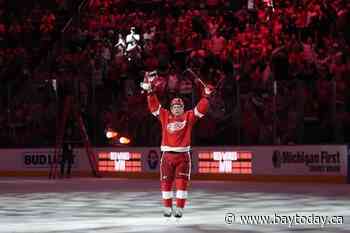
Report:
163,207,172,217
173,207,183,218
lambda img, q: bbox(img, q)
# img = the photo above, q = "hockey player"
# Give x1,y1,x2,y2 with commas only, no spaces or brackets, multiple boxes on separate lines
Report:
140,73,214,218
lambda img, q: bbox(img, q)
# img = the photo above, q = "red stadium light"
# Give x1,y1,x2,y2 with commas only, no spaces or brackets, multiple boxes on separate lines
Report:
106,129,118,139
119,137,131,145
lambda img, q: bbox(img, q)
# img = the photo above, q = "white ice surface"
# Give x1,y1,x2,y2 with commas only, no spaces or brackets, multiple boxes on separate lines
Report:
0,178,349,233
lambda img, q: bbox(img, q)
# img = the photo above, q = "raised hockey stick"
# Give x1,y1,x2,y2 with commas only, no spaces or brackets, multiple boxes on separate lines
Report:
183,68,207,88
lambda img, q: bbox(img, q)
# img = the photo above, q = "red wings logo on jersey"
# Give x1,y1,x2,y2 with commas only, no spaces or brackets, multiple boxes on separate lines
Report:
167,121,187,133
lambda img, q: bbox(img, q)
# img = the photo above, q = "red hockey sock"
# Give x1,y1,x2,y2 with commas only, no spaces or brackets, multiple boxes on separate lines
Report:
175,178,188,208
161,180,173,208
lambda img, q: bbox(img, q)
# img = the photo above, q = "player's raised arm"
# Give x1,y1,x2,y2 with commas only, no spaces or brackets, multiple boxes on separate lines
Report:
193,84,214,119
140,71,163,118
147,92,162,117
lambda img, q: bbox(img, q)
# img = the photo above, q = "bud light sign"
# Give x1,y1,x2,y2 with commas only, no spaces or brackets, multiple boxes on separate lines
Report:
23,151,77,168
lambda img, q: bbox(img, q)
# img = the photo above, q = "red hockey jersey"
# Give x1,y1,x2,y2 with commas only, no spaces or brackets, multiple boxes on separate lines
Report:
148,94,209,152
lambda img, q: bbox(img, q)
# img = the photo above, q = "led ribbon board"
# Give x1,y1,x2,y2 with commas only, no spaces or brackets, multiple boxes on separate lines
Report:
198,151,253,174
98,152,141,172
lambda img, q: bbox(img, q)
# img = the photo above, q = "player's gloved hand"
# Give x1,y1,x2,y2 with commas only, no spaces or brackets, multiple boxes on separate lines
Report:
140,71,151,93
203,84,215,97
140,82,152,93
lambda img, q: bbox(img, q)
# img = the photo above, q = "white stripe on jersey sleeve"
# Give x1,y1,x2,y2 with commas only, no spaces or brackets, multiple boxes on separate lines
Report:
194,107,204,118
152,105,161,117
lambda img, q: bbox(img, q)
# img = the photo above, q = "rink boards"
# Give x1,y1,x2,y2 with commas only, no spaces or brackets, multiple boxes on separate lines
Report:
0,145,349,183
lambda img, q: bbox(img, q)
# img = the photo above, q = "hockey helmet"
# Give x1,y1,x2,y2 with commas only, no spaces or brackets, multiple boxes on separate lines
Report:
170,98,184,107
